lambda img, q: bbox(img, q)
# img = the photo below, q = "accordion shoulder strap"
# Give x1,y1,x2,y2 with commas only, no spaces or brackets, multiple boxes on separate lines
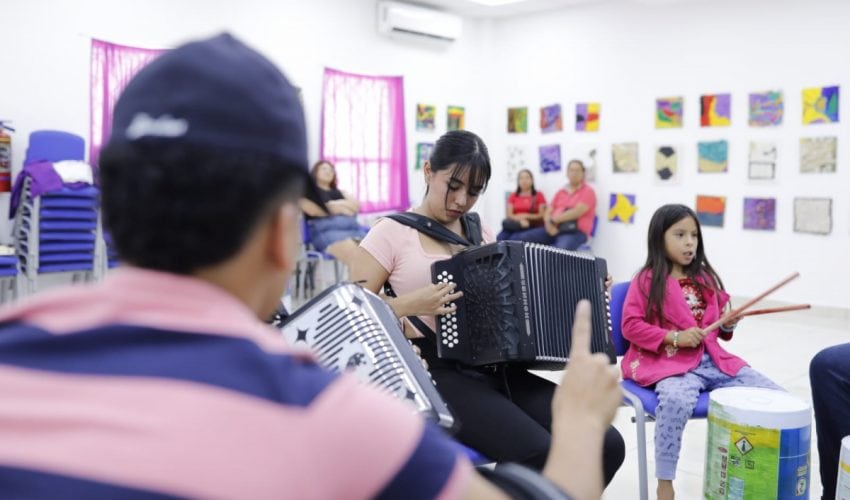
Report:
384,212,483,247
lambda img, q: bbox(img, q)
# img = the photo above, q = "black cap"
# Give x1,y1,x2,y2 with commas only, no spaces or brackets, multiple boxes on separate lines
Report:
109,33,324,208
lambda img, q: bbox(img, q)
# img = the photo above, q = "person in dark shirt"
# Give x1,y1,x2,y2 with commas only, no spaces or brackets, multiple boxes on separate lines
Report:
300,160,367,267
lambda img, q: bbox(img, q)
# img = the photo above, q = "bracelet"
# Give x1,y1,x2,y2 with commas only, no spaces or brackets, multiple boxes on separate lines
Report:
672,330,680,348
719,323,736,333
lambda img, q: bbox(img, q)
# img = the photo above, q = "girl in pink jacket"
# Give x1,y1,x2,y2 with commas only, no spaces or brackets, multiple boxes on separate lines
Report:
620,204,780,500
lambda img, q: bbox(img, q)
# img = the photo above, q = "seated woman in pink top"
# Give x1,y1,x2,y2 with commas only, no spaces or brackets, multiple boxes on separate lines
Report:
544,160,596,250
620,204,781,500
351,130,625,486
496,169,551,244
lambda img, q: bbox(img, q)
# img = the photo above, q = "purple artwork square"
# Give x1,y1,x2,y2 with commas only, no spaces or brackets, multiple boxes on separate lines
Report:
539,144,562,173
743,197,776,230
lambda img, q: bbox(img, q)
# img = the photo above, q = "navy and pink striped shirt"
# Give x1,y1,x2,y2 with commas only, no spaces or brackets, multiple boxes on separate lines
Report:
0,268,471,499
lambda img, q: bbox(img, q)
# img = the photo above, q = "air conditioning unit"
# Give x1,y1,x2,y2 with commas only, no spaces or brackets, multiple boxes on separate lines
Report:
377,1,463,43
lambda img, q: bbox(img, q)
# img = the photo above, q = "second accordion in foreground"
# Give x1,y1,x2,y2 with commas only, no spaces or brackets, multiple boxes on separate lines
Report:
431,241,615,369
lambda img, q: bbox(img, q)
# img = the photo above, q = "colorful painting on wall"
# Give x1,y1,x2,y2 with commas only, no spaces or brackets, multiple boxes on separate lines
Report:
612,142,639,173
608,193,637,224
802,86,839,124
415,142,434,170
508,107,528,133
743,197,776,231
539,144,562,173
654,145,679,183
447,106,465,131
416,104,436,131
576,102,600,131
800,137,837,173
540,104,563,133
506,145,529,182
749,90,783,127
698,140,729,173
695,195,726,228
748,142,777,180
656,97,683,128
794,197,832,235
700,93,731,127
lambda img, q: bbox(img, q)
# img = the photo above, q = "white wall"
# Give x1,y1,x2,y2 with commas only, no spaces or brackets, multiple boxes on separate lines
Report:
483,0,850,308
5,0,848,308
2,0,488,238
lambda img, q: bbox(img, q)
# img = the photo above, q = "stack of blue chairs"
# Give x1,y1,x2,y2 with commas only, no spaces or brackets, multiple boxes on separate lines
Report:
15,182,100,294
13,131,101,295
0,252,18,303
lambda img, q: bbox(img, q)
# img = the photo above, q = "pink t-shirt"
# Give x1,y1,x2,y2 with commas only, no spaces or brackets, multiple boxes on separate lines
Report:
360,216,496,335
549,182,597,237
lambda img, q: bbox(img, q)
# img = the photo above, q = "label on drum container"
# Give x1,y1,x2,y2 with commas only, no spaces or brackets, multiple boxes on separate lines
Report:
704,413,810,499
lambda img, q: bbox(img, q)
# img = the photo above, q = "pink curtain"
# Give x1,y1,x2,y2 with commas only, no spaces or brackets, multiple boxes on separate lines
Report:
321,67,409,213
89,39,165,165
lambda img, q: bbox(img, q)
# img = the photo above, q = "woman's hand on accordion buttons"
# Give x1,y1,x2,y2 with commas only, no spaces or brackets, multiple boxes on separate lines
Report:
604,273,613,293
402,282,463,317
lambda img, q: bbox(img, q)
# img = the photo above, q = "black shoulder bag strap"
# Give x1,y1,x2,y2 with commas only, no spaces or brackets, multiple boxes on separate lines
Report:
382,211,484,342
384,212,482,247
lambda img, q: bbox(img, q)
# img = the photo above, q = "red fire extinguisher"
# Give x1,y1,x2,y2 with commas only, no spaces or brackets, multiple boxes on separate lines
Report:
0,121,13,193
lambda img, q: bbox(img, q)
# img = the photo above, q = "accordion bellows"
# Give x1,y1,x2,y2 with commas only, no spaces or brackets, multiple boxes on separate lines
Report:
431,241,615,369
278,283,455,430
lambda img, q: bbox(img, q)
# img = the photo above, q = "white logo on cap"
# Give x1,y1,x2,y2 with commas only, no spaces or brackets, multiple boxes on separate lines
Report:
125,112,189,139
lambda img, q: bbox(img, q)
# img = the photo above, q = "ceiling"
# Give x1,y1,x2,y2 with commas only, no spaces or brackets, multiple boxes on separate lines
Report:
409,0,698,18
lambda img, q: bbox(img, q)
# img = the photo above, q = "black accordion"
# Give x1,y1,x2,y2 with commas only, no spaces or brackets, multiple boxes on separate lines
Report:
431,241,615,369
277,283,455,430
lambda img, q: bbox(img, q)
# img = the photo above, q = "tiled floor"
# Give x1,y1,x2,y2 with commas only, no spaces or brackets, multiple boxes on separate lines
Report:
534,303,849,500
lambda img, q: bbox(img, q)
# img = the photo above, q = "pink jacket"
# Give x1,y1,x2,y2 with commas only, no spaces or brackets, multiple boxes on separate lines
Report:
620,270,748,386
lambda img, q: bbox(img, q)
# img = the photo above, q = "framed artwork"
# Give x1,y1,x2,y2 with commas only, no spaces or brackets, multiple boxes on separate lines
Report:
612,142,639,173
416,104,435,131
654,145,679,183
508,107,528,133
800,137,837,173
695,195,726,228
540,104,563,133
748,142,777,180
415,142,434,170
539,144,562,173
576,102,600,131
700,93,731,127
447,106,465,131
802,86,839,124
698,140,729,173
743,197,776,231
608,193,637,224
656,97,683,128
794,197,832,235
749,90,783,126
506,145,529,182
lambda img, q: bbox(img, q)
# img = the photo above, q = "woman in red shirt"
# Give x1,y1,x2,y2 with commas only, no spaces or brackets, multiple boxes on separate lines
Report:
496,169,552,243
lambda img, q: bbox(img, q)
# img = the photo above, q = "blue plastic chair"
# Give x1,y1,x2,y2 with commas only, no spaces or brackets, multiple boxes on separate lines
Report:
24,130,85,165
293,219,343,299
610,281,710,500
14,132,100,294
577,214,599,253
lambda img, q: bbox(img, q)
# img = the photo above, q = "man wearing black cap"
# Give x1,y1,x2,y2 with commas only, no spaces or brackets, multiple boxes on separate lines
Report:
0,34,622,499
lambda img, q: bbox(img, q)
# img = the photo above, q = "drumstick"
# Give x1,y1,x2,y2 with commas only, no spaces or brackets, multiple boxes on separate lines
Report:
738,304,811,318
703,272,800,332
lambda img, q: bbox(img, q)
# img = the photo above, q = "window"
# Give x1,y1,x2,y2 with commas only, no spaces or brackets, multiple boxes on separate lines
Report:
89,39,165,164
321,68,409,213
